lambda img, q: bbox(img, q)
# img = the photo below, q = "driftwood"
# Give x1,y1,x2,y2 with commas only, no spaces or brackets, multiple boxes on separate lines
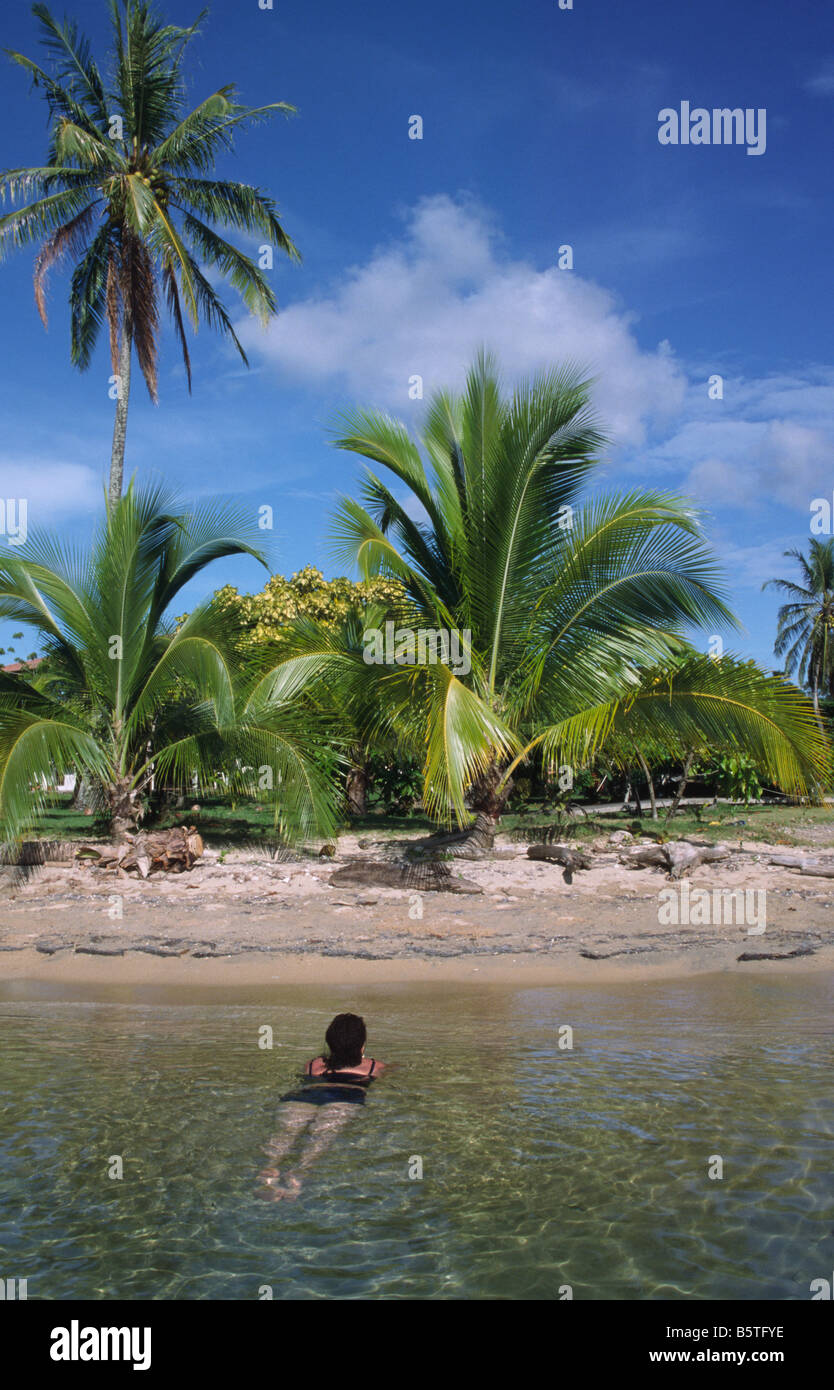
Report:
768,852,834,877
664,842,731,879
737,946,817,962
619,840,731,879
526,834,734,882
77,826,204,876
329,860,483,894
527,843,592,885
620,844,669,870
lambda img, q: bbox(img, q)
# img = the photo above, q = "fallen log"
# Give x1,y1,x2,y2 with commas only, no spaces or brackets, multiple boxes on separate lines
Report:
618,840,731,879
620,844,669,870
767,853,834,877
527,843,592,885
76,826,204,876
664,842,730,880
329,860,483,894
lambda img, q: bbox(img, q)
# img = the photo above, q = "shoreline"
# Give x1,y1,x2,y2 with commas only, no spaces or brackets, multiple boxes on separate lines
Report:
2,829,833,994
3,933,834,997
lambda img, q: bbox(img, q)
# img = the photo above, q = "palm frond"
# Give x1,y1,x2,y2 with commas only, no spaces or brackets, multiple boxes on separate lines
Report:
30,2,110,127
179,210,276,320
531,653,830,798
0,703,110,843
150,92,296,176
0,185,100,256
33,201,98,325
170,177,299,259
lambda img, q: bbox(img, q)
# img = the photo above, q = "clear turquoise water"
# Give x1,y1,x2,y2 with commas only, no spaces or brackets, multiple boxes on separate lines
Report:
0,973,832,1300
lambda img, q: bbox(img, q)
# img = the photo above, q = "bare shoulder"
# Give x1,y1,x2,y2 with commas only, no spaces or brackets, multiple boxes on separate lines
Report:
308,1056,327,1076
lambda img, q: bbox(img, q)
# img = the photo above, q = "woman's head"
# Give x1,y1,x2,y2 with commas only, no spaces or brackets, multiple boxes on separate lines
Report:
324,1013,367,1070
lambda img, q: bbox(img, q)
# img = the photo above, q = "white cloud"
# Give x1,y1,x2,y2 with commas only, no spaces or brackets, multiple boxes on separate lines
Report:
717,538,797,591
239,194,686,448
237,194,833,521
0,458,101,527
806,60,834,96
638,375,834,513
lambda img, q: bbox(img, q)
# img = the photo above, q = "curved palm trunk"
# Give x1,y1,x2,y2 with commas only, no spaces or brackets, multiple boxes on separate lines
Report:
665,750,695,825
469,761,513,824
634,747,658,819
108,320,133,508
72,775,105,815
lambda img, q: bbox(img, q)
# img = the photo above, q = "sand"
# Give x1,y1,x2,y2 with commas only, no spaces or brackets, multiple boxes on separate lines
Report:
1,828,832,990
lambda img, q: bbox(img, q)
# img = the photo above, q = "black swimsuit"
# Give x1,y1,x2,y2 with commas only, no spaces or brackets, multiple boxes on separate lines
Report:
279,1059,377,1107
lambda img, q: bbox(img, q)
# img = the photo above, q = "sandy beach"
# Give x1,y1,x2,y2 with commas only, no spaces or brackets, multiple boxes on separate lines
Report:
2,829,832,989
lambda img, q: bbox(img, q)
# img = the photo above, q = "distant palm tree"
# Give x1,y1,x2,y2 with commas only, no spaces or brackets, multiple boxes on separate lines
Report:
763,539,834,716
1,1,299,505
269,353,829,825
0,486,337,843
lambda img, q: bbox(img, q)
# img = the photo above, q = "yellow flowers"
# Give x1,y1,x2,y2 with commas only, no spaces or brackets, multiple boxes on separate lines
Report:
213,566,403,652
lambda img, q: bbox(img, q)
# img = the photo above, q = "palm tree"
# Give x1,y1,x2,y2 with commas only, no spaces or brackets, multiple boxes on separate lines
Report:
271,602,414,818
1,1,299,505
763,539,834,717
267,354,829,826
0,485,337,844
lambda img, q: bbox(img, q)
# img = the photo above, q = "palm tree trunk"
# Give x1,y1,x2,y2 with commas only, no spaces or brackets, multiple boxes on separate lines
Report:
469,761,512,823
621,768,642,816
108,318,132,508
666,750,695,825
812,661,826,738
108,775,141,840
634,747,658,819
72,775,105,815
345,762,369,817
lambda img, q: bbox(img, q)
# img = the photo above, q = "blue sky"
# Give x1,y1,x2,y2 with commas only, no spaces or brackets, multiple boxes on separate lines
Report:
0,0,831,668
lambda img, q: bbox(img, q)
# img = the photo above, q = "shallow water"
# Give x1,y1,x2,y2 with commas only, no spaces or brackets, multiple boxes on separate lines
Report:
0,973,832,1300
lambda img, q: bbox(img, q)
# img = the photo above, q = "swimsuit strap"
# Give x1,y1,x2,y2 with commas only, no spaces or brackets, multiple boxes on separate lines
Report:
305,1057,374,1078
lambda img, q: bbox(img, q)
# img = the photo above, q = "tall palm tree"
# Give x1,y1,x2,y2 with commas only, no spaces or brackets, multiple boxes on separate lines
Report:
267,354,829,825
0,485,337,844
1,1,298,505
763,539,834,716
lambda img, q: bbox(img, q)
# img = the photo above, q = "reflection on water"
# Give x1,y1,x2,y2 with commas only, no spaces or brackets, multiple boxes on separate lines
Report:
0,974,832,1300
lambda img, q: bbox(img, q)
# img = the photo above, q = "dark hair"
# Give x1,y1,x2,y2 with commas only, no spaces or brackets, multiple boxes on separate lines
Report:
324,1013,367,1071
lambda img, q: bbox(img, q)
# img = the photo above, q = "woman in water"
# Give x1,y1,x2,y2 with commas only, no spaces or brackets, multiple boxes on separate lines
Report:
256,1013,385,1201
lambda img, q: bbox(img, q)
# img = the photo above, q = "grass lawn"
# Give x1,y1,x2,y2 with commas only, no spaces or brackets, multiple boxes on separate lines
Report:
502,802,834,849
16,794,834,851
